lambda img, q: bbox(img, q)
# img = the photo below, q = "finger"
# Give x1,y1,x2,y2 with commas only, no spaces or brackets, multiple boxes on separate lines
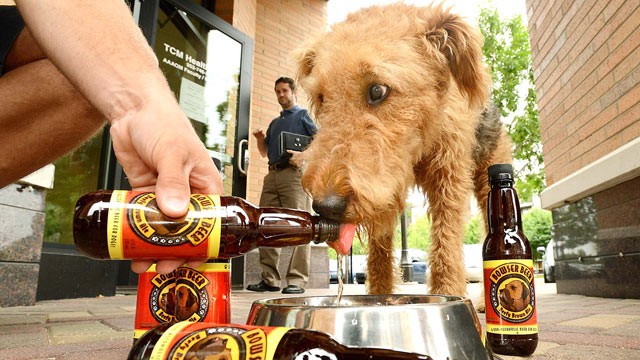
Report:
154,155,191,218
186,258,207,269
131,259,154,274
155,259,187,274
186,157,223,195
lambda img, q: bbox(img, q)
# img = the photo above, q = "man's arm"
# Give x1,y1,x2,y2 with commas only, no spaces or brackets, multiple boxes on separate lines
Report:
252,129,268,158
14,0,221,273
15,0,163,121
15,0,221,214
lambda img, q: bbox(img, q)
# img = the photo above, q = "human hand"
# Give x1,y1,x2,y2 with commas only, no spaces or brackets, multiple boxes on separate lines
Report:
110,97,222,274
252,128,265,140
287,149,306,168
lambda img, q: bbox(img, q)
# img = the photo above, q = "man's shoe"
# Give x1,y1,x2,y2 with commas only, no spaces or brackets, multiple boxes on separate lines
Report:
281,285,305,294
246,281,280,292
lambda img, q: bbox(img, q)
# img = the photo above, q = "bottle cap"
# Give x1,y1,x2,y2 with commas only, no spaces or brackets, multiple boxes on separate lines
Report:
488,163,514,182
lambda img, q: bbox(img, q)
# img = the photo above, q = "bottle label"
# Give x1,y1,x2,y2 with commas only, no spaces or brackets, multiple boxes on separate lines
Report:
107,191,222,259
483,259,538,335
134,262,231,339
149,322,291,360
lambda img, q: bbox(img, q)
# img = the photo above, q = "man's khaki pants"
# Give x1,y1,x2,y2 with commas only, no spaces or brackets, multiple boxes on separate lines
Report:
258,167,312,288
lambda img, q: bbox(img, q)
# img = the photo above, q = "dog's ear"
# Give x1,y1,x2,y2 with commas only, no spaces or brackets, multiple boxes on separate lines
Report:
291,44,317,81
521,282,530,300
424,7,490,108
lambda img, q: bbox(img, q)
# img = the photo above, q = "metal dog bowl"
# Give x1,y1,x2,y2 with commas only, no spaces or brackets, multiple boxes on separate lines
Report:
246,294,490,359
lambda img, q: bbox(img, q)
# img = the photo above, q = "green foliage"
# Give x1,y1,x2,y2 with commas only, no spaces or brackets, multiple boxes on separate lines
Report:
394,212,483,252
464,214,483,244
405,214,432,250
44,131,104,245
523,208,553,260
479,6,545,202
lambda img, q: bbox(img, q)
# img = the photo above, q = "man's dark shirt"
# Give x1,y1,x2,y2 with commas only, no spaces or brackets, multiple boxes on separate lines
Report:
0,6,25,76
265,105,317,165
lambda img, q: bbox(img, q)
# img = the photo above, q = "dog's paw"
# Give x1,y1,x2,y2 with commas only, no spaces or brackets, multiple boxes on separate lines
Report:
475,302,486,313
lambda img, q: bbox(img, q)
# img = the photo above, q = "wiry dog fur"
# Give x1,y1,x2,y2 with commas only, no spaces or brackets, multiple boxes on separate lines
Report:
293,3,512,297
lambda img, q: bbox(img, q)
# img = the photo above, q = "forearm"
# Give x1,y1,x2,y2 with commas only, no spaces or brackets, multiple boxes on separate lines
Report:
257,140,268,158
15,0,171,122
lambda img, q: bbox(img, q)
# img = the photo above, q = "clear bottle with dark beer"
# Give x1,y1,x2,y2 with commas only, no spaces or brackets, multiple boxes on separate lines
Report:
128,321,433,360
73,190,339,260
482,164,538,356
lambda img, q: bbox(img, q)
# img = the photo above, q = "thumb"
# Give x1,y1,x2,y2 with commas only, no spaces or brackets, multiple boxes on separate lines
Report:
154,159,191,218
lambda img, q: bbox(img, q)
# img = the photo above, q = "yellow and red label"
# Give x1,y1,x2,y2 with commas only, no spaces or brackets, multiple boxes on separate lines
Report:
107,191,223,259
149,322,291,360
134,262,231,339
483,259,538,335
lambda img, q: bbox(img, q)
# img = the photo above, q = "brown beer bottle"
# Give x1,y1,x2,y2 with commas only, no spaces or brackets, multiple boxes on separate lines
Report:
73,190,339,260
482,164,538,356
128,321,433,360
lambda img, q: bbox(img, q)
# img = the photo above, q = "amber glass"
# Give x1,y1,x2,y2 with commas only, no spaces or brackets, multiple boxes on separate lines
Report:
73,190,339,260
128,322,432,360
482,164,538,356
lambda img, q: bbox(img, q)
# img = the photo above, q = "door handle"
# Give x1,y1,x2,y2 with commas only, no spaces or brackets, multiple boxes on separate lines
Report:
237,139,248,176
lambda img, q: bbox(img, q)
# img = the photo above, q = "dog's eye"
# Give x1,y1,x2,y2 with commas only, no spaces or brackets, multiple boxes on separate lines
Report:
367,84,389,105
317,94,324,104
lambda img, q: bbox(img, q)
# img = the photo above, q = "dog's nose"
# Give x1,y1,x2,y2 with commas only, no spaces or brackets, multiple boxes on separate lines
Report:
312,195,347,222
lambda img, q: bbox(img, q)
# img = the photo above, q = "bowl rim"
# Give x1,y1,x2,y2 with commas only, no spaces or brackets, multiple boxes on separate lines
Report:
251,293,469,309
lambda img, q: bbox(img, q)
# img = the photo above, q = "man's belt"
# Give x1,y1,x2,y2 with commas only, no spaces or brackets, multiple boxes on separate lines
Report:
268,163,291,171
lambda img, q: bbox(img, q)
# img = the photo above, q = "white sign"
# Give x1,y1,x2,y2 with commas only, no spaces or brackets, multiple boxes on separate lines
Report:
179,77,206,124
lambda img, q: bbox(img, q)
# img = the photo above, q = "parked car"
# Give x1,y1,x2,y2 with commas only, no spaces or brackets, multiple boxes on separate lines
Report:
354,249,429,284
329,260,338,284
424,244,483,283
355,261,427,284
409,261,427,284
537,239,556,283
355,270,367,284
329,255,368,284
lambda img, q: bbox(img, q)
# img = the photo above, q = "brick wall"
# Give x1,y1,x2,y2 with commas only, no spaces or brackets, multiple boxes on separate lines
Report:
526,0,640,186
246,0,328,204
230,0,257,39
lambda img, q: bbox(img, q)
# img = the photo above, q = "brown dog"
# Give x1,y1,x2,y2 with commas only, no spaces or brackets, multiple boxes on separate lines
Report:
293,3,512,298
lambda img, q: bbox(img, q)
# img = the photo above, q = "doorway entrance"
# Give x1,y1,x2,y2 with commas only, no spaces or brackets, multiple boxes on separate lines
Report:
36,0,252,300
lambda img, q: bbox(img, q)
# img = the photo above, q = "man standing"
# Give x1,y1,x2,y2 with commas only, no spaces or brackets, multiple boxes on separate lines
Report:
247,77,317,294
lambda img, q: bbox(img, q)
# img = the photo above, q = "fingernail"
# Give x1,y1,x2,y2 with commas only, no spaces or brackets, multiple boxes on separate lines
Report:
164,195,188,215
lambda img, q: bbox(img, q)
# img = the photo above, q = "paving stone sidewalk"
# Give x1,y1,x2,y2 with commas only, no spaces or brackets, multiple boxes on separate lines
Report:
1,282,639,359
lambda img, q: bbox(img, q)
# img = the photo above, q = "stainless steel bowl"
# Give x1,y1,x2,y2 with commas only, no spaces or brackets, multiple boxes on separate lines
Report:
246,294,489,359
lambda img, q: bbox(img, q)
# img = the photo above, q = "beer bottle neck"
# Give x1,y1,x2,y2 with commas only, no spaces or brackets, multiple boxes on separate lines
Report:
255,209,339,245
487,182,523,234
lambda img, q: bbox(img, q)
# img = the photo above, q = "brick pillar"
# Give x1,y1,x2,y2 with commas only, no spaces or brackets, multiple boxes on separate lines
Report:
0,165,54,307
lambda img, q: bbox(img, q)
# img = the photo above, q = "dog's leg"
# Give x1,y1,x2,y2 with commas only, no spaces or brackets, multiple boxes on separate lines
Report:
421,160,473,297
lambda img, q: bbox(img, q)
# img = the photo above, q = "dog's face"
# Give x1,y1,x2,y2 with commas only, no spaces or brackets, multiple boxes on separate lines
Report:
175,284,200,321
294,4,490,230
499,279,530,312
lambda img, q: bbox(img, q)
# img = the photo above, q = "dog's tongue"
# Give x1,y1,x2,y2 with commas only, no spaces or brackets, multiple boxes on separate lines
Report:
329,223,356,255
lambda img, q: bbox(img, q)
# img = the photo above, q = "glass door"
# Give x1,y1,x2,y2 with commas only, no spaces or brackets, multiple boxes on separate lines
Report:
113,0,253,287
107,0,252,197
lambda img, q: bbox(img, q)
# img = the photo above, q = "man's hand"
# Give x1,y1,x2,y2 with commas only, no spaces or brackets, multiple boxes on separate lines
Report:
253,128,268,158
252,128,265,140
287,149,307,168
110,99,222,274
